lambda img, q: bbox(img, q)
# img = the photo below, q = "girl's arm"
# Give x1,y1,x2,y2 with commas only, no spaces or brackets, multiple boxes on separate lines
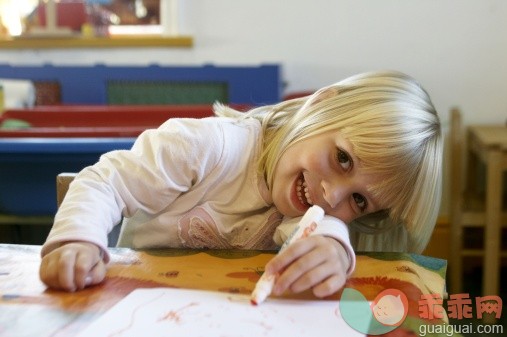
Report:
39,118,225,291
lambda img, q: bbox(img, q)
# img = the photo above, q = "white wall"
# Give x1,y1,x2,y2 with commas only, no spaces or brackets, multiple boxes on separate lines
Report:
1,0,506,215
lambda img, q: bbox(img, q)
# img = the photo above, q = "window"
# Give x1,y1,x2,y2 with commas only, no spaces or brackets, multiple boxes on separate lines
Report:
0,0,179,38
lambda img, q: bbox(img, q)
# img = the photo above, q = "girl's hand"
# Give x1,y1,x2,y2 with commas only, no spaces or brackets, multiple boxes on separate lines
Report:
265,235,350,298
39,242,106,292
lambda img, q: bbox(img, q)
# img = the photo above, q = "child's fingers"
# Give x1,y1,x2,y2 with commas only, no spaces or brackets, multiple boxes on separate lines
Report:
56,248,79,292
312,273,347,298
290,259,347,296
74,250,103,290
39,254,60,290
288,261,334,293
265,239,313,275
271,243,328,295
86,260,107,287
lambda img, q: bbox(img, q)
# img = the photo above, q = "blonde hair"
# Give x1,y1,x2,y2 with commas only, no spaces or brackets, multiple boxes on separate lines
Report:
215,71,442,253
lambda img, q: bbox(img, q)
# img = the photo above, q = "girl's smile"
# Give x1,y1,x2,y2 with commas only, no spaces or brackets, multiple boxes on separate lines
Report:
296,173,313,208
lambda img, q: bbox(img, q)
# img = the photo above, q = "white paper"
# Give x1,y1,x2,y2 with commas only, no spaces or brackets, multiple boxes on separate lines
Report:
77,288,366,337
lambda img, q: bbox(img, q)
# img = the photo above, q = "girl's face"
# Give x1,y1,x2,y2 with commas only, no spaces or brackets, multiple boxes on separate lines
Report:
271,130,386,223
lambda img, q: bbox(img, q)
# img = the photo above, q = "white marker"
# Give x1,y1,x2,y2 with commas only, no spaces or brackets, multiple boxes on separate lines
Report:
250,205,325,305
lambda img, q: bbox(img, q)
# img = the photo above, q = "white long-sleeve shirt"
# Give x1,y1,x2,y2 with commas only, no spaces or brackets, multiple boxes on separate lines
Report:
42,117,355,273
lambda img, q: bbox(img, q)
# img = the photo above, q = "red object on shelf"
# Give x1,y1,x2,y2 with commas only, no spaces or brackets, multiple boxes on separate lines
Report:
38,1,88,32
0,104,250,138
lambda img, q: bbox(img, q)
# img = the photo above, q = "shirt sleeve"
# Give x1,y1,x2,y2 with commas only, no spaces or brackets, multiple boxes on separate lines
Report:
273,215,356,276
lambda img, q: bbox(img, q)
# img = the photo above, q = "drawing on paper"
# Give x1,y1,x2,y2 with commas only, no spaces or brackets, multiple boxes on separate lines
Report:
77,288,367,337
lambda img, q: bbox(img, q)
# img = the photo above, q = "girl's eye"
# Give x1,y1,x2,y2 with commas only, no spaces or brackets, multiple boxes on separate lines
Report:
336,148,352,170
353,193,367,212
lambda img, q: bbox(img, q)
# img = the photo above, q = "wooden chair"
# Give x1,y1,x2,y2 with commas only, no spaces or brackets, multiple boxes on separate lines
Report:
448,108,507,296
56,172,120,246
449,108,465,294
56,173,78,208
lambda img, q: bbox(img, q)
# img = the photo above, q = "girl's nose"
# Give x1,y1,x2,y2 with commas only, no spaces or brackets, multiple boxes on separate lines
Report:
321,178,351,209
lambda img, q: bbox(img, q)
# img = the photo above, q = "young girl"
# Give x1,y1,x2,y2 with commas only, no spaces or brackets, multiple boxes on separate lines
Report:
39,71,442,297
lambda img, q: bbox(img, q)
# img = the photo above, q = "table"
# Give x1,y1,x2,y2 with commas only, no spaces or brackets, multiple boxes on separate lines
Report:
467,125,507,298
0,244,451,336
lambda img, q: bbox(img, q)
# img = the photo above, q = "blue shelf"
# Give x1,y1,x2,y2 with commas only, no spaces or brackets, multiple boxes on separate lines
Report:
0,138,134,215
